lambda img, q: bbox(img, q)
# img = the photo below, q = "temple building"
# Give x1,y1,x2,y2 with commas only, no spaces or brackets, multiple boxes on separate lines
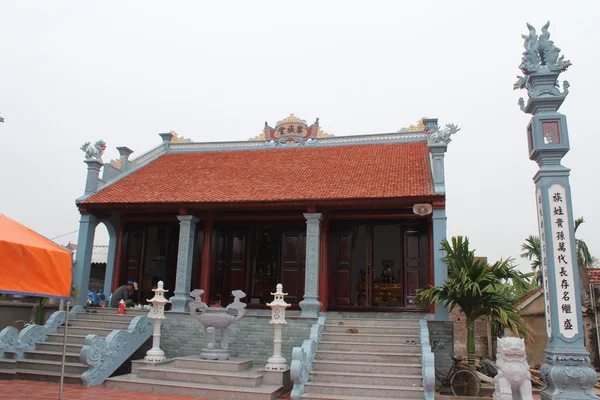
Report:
74,114,457,320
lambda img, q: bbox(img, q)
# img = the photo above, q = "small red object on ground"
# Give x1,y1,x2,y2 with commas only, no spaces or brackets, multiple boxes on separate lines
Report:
118,300,125,315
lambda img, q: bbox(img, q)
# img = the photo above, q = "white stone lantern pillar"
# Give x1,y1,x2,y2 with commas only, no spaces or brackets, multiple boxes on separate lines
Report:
266,283,290,370
145,281,170,362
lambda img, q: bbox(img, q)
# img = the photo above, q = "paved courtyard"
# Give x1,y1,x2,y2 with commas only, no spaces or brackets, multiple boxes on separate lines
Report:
0,380,293,400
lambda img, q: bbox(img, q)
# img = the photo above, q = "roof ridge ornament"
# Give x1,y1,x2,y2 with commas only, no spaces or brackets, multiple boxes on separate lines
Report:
425,122,460,145
259,114,324,146
80,140,106,161
514,22,572,114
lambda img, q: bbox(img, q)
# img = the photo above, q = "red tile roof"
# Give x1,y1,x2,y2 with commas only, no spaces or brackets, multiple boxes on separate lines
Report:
82,141,439,205
588,269,600,284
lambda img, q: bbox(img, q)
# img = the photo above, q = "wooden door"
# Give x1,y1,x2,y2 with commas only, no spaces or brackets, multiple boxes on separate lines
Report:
212,227,248,305
332,230,353,306
121,226,145,287
403,225,428,307
280,229,306,304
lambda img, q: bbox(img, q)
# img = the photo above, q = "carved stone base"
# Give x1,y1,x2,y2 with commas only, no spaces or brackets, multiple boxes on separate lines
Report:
200,348,229,360
145,348,166,363
540,353,600,400
266,355,287,371
299,297,321,318
170,293,190,312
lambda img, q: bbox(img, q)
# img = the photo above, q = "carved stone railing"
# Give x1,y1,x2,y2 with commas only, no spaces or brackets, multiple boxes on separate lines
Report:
0,327,19,359
290,316,326,400
420,319,435,400
80,315,152,386
3,305,86,359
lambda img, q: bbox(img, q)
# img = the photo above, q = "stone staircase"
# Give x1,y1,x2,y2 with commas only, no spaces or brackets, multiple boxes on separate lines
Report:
0,308,149,384
301,316,425,399
106,356,287,400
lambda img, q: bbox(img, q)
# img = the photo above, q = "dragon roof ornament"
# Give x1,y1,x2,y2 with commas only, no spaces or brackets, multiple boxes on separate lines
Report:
80,140,106,161
514,22,572,114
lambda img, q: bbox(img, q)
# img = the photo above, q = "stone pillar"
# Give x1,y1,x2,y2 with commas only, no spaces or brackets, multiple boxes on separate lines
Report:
428,143,448,194
116,147,133,172
170,215,199,312
84,159,103,195
432,208,449,320
299,213,322,317
513,22,598,400
102,215,120,295
318,218,329,311
159,132,174,145
73,213,98,305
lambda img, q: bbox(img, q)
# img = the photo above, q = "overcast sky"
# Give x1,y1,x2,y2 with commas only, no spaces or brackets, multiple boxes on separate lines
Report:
1,1,598,273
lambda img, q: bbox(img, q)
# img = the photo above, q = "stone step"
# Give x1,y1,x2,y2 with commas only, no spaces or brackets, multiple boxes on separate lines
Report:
301,394,398,400
15,368,82,384
57,326,115,336
173,356,254,372
326,318,421,327
321,332,420,344
106,374,284,400
75,311,140,321
22,350,81,364
318,341,421,354
304,381,424,399
316,350,421,364
309,370,422,386
136,366,263,387
34,342,83,354
46,333,105,345
0,359,17,376
323,325,419,335
69,318,132,329
312,360,422,375
17,358,88,375
83,308,148,316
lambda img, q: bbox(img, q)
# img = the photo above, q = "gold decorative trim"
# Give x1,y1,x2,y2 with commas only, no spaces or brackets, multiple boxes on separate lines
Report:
170,130,192,143
278,113,305,125
401,117,427,132
110,159,122,169
317,128,331,138
251,132,266,141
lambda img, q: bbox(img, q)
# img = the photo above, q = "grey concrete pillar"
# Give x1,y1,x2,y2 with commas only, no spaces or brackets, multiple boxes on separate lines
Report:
73,213,98,305
116,147,133,172
299,213,323,317
101,215,120,295
432,209,449,320
170,215,199,312
84,159,103,195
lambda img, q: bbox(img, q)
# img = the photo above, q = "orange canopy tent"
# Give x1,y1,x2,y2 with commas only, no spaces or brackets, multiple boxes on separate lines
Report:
0,214,72,299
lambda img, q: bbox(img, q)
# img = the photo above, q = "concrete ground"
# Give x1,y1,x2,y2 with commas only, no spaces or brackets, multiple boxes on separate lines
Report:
0,380,293,400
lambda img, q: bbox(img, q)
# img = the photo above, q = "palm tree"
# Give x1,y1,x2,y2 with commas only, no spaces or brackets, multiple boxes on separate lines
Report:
520,235,542,285
418,236,532,364
520,217,594,305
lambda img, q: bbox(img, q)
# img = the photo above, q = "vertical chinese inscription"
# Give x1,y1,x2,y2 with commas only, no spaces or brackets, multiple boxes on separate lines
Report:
548,184,578,338
536,188,552,337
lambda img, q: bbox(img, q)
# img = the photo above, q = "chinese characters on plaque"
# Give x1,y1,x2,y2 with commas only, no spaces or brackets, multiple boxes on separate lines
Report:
536,188,552,337
548,184,578,338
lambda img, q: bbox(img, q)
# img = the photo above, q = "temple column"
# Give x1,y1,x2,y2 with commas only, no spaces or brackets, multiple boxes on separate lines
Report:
101,214,120,296
73,213,98,305
432,209,449,320
318,217,329,312
199,216,214,303
170,215,199,312
300,213,322,317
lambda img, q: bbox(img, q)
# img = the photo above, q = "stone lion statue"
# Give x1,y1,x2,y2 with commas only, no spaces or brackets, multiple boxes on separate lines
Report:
493,337,533,400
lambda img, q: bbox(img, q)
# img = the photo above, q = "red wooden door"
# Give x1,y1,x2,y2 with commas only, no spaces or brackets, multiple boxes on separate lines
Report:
121,226,145,287
403,225,428,307
212,227,248,305
332,230,353,306
280,229,306,304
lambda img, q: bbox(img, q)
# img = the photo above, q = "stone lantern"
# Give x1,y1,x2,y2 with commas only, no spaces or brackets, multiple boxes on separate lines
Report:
266,283,290,370
144,281,170,362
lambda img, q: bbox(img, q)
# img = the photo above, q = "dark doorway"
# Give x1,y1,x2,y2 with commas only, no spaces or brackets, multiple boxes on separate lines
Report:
330,220,429,310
